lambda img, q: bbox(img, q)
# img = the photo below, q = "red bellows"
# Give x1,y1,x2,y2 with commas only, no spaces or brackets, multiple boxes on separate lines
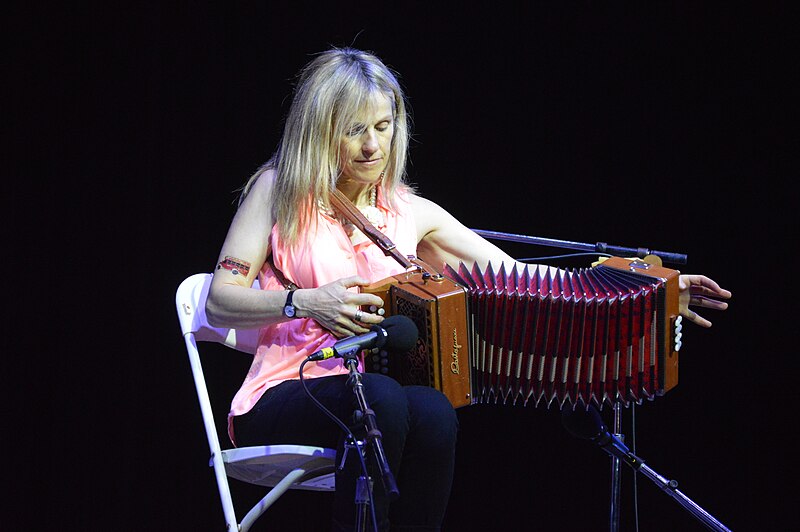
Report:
362,256,681,411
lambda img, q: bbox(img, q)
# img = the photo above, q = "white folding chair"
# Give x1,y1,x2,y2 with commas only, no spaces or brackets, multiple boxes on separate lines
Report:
176,273,336,531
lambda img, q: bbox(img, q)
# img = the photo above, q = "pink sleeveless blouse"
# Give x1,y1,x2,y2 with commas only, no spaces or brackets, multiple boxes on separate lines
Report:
228,187,417,437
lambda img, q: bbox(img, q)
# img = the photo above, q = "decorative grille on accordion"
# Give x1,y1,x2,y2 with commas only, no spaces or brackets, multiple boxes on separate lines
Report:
363,256,681,410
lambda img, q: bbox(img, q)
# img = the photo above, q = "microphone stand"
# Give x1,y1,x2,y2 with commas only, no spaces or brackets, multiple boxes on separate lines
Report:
609,403,623,532
341,350,399,532
471,229,688,265
635,462,732,532
598,411,731,532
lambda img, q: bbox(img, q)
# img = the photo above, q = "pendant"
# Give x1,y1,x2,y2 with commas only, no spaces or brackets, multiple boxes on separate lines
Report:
359,205,385,230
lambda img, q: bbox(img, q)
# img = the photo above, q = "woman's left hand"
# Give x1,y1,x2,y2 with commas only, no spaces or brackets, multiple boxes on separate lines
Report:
678,274,731,328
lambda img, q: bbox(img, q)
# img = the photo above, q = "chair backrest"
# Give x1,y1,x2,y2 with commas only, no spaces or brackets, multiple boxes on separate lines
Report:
176,273,260,354
176,273,262,528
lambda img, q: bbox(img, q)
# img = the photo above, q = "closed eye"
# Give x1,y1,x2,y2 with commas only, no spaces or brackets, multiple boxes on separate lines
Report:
347,124,366,137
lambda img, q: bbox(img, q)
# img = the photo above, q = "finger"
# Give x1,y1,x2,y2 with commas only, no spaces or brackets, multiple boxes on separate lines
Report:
339,290,384,310
329,324,351,339
331,318,370,338
689,285,732,300
332,327,370,338
355,293,386,309
682,308,712,328
349,322,372,335
682,275,732,299
335,280,384,308
353,306,384,325
337,278,384,308
689,295,729,311
339,275,371,289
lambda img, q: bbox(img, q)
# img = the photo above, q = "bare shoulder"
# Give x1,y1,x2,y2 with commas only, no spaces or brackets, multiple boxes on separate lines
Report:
409,192,516,270
245,166,277,202
224,166,278,246
408,193,450,238
407,192,436,209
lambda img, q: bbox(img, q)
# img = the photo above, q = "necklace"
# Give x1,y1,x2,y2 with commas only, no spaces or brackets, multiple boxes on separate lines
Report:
340,185,386,242
358,186,385,228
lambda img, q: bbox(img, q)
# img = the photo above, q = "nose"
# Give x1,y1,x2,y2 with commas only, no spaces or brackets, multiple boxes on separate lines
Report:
361,129,379,157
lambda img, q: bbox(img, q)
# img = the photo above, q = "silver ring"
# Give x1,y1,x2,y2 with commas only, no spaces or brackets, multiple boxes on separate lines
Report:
354,309,364,322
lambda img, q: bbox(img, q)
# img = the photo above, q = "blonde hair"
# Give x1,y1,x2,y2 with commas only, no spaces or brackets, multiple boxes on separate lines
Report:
243,47,412,245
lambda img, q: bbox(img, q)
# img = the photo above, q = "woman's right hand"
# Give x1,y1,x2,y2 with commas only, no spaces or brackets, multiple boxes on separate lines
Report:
294,276,385,338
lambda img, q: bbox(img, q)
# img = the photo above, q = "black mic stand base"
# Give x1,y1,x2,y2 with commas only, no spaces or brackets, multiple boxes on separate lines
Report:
338,437,373,532
354,474,373,532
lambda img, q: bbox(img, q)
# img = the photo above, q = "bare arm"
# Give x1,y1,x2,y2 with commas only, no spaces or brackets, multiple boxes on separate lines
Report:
411,194,552,276
410,194,731,327
205,169,283,329
205,170,385,336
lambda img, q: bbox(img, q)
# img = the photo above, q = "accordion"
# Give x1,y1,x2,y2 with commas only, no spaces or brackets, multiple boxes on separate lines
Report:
362,256,682,410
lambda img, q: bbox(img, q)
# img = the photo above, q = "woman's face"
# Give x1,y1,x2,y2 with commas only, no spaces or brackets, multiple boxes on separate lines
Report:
338,91,394,187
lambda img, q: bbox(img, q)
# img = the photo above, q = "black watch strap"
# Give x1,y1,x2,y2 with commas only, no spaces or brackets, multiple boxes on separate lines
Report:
283,289,297,318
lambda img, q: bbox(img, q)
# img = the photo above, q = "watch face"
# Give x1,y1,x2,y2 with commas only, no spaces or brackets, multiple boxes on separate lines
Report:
284,305,296,318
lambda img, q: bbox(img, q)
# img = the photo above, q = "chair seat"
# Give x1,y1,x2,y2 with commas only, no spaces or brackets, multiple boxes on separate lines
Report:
220,445,337,491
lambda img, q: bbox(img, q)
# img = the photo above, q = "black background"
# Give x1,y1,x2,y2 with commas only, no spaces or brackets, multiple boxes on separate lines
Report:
8,2,797,531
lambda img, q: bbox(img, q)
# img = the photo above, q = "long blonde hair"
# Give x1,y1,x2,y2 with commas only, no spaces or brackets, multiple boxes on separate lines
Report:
242,47,412,245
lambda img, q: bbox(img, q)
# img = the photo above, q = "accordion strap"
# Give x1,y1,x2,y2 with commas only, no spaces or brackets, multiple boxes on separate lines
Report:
265,254,299,291
330,188,414,270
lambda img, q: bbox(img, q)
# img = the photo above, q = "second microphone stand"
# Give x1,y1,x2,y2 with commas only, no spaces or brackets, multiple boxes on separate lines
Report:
608,413,732,532
609,403,624,531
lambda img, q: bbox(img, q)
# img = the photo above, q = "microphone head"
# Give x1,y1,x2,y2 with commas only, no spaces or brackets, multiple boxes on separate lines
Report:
561,403,606,440
379,315,419,353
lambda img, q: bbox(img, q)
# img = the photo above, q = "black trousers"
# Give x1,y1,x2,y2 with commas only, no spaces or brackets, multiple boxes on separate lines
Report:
232,373,458,532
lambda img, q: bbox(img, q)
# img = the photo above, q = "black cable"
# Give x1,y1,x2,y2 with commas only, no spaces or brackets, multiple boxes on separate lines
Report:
299,358,379,532
299,358,352,435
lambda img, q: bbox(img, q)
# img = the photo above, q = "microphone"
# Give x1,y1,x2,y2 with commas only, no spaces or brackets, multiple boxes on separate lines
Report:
308,315,418,362
561,404,644,471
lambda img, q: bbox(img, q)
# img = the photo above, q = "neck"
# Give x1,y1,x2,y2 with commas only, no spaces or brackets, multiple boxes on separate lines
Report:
336,182,375,208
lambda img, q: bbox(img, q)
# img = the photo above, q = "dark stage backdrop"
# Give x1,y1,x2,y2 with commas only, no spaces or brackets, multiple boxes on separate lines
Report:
9,2,796,531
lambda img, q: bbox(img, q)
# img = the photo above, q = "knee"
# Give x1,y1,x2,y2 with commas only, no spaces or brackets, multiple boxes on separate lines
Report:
361,374,411,424
407,386,459,446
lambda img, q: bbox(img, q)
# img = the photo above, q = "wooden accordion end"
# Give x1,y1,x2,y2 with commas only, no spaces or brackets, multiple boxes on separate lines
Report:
362,257,682,410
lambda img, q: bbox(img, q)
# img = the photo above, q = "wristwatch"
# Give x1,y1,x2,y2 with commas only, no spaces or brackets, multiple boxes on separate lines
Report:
282,289,298,319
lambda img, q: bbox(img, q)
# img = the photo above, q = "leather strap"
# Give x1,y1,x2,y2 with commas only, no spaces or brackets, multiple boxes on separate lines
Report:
266,254,299,291
330,188,414,269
